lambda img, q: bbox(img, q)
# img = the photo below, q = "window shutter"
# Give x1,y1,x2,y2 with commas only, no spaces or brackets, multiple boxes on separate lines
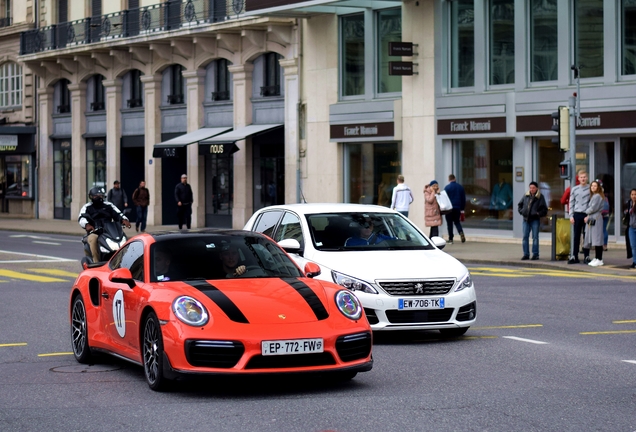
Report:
58,0,68,23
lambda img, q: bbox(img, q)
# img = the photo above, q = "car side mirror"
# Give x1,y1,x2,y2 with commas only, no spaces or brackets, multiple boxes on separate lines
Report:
278,238,302,254
109,267,136,288
304,262,321,278
431,236,447,250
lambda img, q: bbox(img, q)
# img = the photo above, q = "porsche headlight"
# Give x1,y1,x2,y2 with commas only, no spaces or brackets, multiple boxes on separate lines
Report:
335,290,362,320
331,271,378,294
105,238,119,250
456,273,473,292
172,296,209,326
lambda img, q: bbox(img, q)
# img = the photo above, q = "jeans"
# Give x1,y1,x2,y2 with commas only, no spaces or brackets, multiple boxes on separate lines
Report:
629,227,636,265
398,210,409,218
602,216,609,246
429,226,439,238
445,209,463,241
136,205,148,232
522,218,540,257
572,212,589,258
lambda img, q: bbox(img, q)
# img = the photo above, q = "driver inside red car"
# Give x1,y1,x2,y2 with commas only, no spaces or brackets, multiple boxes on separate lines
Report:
219,245,247,278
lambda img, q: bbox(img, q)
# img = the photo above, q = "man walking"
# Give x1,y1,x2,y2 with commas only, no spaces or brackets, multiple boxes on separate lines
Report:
568,170,591,264
390,175,414,217
175,173,193,229
518,181,548,260
444,174,466,244
106,180,128,213
132,180,149,232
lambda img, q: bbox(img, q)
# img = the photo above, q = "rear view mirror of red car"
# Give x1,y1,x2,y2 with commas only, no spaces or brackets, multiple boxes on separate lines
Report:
109,268,136,288
304,262,321,278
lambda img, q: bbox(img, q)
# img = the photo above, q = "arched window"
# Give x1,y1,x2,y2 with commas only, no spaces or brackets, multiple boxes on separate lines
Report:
0,62,22,108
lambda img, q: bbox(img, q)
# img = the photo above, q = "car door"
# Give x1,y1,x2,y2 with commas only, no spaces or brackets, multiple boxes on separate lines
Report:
100,240,145,357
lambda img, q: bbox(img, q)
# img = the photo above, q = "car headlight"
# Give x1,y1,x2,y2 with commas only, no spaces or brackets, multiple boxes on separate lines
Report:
172,296,209,326
335,290,362,320
331,271,378,294
119,237,127,247
105,238,119,250
456,273,473,292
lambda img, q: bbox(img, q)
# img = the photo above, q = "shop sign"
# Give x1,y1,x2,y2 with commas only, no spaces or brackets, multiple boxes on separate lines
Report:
389,62,414,76
95,139,105,147
516,110,636,132
152,147,179,158
198,142,240,156
330,122,395,140
389,42,414,57
0,135,18,152
438,117,507,134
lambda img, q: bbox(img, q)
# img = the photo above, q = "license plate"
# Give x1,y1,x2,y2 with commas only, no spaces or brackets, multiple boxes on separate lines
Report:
262,338,324,356
398,298,445,310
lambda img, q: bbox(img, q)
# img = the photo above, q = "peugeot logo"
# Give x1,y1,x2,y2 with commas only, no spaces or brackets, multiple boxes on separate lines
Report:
414,283,424,294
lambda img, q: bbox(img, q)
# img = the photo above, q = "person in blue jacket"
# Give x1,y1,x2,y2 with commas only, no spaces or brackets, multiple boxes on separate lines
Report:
444,174,466,244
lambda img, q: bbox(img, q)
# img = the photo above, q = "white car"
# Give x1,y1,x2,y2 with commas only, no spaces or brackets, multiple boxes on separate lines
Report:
244,203,476,336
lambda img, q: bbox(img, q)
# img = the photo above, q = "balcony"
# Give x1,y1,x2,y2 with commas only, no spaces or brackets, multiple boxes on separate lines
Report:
211,90,230,101
20,0,235,55
260,85,280,97
0,17,12,28
57,105,71,114
91,102,105,111
167,94,184,105
127,98,143,108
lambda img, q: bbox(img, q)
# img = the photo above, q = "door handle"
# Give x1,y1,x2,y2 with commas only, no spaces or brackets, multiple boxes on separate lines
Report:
101,292,109,299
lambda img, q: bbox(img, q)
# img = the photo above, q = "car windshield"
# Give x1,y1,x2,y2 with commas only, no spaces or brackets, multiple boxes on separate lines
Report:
306,212,434,251
149,234,303,282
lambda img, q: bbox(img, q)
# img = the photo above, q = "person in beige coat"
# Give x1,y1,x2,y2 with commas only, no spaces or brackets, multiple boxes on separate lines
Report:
424,180,443,238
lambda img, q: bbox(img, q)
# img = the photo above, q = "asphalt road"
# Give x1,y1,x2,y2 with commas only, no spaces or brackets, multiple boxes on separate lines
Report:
1,231,635,431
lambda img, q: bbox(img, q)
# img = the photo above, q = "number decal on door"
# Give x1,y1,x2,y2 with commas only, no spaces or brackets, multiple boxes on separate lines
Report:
112,290,126,338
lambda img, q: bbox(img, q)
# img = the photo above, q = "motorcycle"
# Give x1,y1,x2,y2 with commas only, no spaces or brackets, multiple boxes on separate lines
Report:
80,221,128,268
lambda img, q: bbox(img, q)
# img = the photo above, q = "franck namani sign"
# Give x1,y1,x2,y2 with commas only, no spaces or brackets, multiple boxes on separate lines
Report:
438,117,507,134
330,122,395,141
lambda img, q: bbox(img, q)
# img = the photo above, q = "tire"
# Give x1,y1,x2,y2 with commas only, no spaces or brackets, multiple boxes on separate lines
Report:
142,312,170,391
439,327,469,338
71,295,93,364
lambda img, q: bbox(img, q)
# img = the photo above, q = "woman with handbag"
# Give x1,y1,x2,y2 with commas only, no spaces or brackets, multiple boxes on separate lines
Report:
583,180,605,266
424,180,443,238
624,188,636,268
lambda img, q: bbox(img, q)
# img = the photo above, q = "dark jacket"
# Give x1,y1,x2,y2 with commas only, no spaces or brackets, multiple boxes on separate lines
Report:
78,201,127,230
106,187,128,211
132,187,150,207
518,190,548,221
626,200,634,259
444,181,466,211
175,182,194,205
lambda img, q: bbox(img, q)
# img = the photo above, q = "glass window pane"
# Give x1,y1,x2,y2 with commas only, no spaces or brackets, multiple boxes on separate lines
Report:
450,0,474,88
531,0,558,82
593,142,614,237
537,139,565,232
575,0,604,78
490,0,514,85
620,138,636,210
623,0,636,75
342,13,365,96
345,143,399,205
377,8,401,94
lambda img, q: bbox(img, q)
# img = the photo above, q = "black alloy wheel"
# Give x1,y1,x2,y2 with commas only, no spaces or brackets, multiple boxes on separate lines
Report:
143,312,169,391
71,295,93,363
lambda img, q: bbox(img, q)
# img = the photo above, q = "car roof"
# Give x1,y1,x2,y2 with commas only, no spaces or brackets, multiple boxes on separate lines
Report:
254,203,399,216
148,229,258,241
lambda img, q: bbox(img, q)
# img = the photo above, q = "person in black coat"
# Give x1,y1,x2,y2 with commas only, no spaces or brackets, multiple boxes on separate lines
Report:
175,174,194,229
517,181,548,260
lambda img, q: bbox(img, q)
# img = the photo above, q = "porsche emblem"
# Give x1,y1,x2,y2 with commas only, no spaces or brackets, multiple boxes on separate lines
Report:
414,283,424,294
278,314,286,320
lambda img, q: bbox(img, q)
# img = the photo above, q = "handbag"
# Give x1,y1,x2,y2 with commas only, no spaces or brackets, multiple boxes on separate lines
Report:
436,191,453,214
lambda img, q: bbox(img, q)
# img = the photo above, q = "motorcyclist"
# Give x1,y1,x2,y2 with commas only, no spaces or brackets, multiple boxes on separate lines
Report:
78,186,131,263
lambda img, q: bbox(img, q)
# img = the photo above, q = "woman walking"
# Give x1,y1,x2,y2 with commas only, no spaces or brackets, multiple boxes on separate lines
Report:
423,180,443,238
625,188,636,269
583,180,605,266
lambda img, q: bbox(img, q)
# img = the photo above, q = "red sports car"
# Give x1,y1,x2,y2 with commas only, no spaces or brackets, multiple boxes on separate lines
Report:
70,230,372,390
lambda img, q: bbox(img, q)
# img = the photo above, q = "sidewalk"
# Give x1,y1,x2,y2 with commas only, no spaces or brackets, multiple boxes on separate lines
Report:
1,216,634,277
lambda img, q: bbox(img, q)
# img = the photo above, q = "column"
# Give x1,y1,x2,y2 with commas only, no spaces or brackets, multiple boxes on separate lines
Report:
37,86,54,219
68,82,87,219
104,79,123,188
183,69,206,228
228,63,254,229
280,58,299,204
141,74,163,226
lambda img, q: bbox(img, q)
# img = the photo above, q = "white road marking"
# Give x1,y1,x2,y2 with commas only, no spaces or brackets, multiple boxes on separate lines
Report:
503,336,549,345
32,241,62,246
621,360,636,365
0,249,76,262
9,234,78,243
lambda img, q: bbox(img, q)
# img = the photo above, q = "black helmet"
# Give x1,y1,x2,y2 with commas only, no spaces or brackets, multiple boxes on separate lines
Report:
89,186,105,205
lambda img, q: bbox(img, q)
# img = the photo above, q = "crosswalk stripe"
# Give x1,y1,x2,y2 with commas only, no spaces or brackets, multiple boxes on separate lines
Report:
27,269,78,278
0,270,67,282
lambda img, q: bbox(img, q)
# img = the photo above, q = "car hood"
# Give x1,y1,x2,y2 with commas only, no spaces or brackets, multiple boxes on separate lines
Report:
310,249,468,282
182,278,333,325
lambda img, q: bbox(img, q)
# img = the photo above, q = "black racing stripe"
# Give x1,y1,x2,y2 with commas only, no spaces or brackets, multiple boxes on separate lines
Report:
186,280,249,324
282,278,329,321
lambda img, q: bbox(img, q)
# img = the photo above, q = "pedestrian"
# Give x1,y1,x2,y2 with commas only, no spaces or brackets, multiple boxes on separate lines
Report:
423,180,443,238
390,175,413,217
517,181,548,260
175,173,193,229
568,170,591,264
598,180,610,251
106,180,128,214
624,188,636,269
583,180,606,267
444,174,466,244
132,180,149,232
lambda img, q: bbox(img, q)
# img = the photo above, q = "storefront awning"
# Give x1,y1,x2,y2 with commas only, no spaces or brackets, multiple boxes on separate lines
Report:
199,124,283,145
152,127,232,158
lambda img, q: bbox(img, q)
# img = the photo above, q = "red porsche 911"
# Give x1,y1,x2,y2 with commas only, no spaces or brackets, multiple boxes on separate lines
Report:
70,230,372,391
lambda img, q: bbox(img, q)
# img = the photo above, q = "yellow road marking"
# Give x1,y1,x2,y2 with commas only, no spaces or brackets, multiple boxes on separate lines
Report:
472,324,543,330
37,352,73,357
0,342,27,347
27,269,78,278
613,320,636,324
0,270,66,282
580,330,636,335
468,266,636,281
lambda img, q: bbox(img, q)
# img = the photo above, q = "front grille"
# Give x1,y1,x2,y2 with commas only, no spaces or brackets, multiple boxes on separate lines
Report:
246,352,336,369
185,340,245,368
336,332,372,362
457,301,476,321
378,279,456,296
364,308,379,325
385,308,454,324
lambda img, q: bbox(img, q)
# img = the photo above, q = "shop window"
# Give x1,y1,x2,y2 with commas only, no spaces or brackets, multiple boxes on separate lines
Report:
377,8,401,94
620,138,636,209
341,13,365,97
530,0,558,82
537,139,565,232
457,140,512,230
594,141,615,238
0,62,22,108
344,142,399,206
5,155,32,198
575,0,604,78
260,53,281,97
91,74,105,111
86,138,106,192
212,58,231,101
127,69,143,108
622,0,636,75
489,0,514,85
450,0,474,88
167,64,184,105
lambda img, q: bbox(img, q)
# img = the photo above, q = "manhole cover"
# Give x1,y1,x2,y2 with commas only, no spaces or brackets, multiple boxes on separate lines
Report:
50,364,122,373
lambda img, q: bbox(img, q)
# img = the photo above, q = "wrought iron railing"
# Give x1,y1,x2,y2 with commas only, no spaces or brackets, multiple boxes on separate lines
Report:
91,102,105,111
57,105,71,114
260,85,280,97
211,90,230,101
0,17,12,28
20,0,235,55
127,98,143,108
167,94,184,104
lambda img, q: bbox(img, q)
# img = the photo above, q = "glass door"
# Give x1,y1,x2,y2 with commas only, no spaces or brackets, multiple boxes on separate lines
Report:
593,141,615,240
54,141,72,219
205,154,233,228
